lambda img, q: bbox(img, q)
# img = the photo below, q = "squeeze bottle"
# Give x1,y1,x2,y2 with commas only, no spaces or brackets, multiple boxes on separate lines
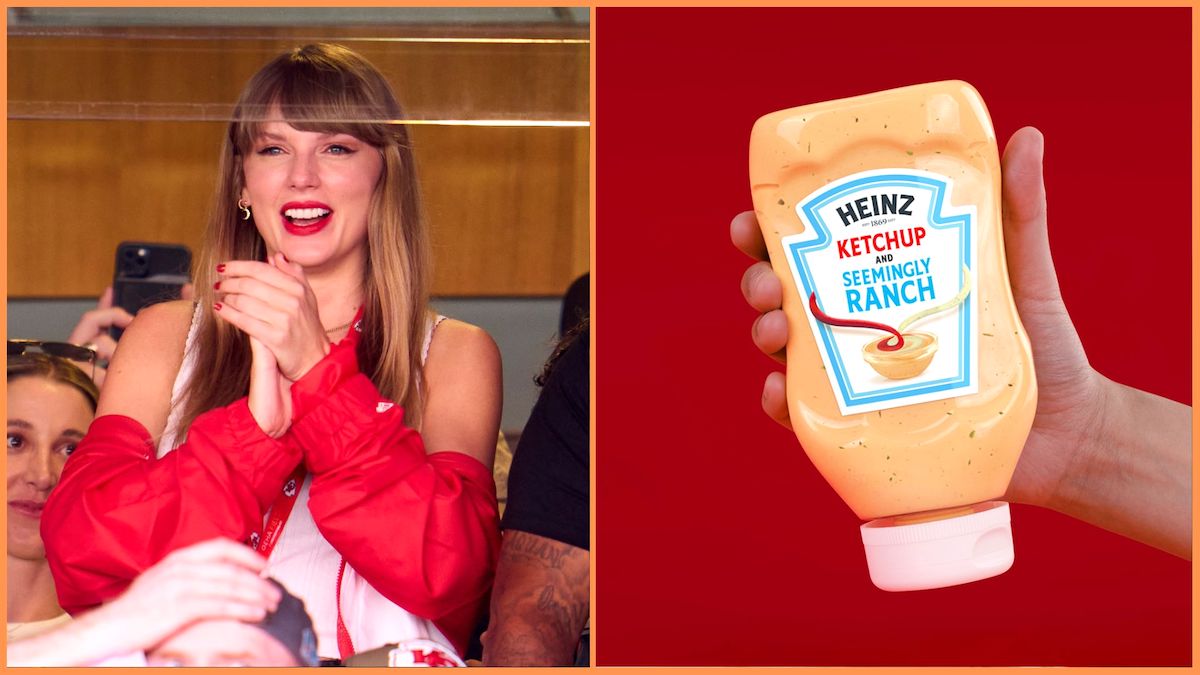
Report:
749,81,1037,591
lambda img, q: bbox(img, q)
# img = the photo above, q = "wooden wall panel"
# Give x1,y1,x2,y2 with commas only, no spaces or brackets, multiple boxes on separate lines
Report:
8,25,588,298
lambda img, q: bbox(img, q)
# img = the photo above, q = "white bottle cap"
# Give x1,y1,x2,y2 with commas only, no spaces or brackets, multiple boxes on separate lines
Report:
860,500,1013,591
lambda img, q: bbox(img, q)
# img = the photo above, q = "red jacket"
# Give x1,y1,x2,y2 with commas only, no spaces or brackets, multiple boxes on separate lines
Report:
41,330,500,655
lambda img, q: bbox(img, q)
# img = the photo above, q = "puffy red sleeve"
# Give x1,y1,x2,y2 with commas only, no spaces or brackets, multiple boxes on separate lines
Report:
41,399,302,615
288,337,500,655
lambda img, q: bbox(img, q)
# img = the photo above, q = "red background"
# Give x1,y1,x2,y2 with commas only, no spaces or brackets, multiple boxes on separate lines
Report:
595,7,1191,666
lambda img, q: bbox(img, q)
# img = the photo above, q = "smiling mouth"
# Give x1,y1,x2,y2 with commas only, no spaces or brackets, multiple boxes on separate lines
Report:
283,207,332,227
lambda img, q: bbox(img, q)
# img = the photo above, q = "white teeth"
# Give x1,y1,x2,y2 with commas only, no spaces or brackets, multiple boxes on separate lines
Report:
284,207,331,219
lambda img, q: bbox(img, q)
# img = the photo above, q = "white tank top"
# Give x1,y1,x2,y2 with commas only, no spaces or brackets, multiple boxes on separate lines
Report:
157,305,451,659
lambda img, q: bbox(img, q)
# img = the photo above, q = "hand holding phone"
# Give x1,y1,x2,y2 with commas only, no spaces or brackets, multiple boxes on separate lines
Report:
110,241,192,340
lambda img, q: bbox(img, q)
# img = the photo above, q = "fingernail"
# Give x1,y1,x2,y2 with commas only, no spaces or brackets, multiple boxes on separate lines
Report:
214,302,223,311
213,281,221,291
216,263,226,273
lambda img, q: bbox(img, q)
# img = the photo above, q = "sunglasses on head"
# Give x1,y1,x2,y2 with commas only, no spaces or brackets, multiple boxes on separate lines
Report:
7,339,98,378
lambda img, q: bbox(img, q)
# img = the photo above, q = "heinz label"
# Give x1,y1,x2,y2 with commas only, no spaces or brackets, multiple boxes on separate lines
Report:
782,169,979,416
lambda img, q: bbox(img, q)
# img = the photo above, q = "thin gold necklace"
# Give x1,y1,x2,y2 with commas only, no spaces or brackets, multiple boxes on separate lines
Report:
324,320,353,335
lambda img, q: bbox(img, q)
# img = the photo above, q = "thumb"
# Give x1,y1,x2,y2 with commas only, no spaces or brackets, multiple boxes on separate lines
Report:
1001,127,1062,308
249,335,276,367
271,252,306,282
1000,127,1090,383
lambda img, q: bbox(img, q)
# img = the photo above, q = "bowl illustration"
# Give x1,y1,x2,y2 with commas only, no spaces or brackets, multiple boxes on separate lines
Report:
862,331,938,380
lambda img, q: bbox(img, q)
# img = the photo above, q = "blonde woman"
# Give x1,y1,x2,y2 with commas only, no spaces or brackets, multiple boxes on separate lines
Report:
43,44,501,663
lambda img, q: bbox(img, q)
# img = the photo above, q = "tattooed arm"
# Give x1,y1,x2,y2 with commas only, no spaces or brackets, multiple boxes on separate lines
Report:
482,530,590,666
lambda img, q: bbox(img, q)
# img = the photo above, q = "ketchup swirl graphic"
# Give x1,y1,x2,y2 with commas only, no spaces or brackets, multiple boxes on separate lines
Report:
807,292,905,351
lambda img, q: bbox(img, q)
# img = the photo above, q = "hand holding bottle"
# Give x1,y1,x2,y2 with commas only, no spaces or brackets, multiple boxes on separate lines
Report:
734,127,1191,559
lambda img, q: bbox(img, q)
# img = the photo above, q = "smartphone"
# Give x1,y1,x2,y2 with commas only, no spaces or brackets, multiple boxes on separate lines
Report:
110,241,192,340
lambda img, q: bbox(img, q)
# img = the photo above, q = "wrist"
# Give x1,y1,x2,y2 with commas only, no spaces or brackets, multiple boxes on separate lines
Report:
289,336,359,422
1040,371,1119,516
60,602,130,664
288,338,332,383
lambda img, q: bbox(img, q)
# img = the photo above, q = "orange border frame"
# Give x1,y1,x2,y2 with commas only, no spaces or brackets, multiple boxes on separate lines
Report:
4,2,1197,673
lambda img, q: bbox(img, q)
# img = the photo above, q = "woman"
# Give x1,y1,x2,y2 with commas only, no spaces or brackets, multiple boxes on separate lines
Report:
42,44,502,662
8,351,99,641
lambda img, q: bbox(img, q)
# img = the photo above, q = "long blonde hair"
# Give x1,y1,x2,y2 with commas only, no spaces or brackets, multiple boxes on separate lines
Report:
179,43,430,436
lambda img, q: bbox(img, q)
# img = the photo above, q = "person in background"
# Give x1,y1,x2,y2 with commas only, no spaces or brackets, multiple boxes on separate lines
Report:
732,127,1190,559
66,283,198,388
559,272,589,338
6,538,286,666
7,347,99,642
483,319,590,666
42,43,502,663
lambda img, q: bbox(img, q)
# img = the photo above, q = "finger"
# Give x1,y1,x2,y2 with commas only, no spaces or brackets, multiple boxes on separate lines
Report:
97,286,115,309
137,574,277,640
1001,127,1063,308
65,315,98,346
248,336,281,379
66,307,135,345
740,261,783,312
762,371,792,430
731,210,769,261
90,334,120,362
1001,127,1091,386
216,260,299,291
174,567,281,609
277,253,309,283
162,537,268,572
171,598,271,629
752,309,789,361
216,275,304,311
249,334,273,360
269,253,316,300
108,307,135,328
222,293,290,333
214,296,281,342
180,596,272,623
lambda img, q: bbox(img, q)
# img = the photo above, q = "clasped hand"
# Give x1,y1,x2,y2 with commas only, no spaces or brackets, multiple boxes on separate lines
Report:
214,253,330,437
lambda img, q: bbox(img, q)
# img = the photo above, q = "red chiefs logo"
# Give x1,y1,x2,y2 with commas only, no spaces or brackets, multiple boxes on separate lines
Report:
410,649,456,667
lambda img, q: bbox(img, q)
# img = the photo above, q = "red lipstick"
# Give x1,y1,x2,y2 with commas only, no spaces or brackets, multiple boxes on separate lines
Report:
280,201,333,236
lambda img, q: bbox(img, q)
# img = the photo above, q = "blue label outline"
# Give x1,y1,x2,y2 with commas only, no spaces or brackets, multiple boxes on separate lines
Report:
787,172,972,407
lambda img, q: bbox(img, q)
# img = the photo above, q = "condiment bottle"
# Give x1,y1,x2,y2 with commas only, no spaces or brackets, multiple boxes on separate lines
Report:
749,81,1037,590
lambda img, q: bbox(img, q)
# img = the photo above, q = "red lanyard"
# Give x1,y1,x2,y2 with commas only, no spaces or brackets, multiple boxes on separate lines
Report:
253,464,307,559
253,465,357,660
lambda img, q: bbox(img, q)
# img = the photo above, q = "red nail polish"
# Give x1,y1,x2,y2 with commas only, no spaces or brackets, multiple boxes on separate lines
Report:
213,281,221,290
216,263,226,273
214,302,223,311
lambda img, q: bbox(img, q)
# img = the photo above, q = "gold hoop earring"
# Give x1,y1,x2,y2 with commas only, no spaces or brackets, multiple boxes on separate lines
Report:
237,199,251,221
